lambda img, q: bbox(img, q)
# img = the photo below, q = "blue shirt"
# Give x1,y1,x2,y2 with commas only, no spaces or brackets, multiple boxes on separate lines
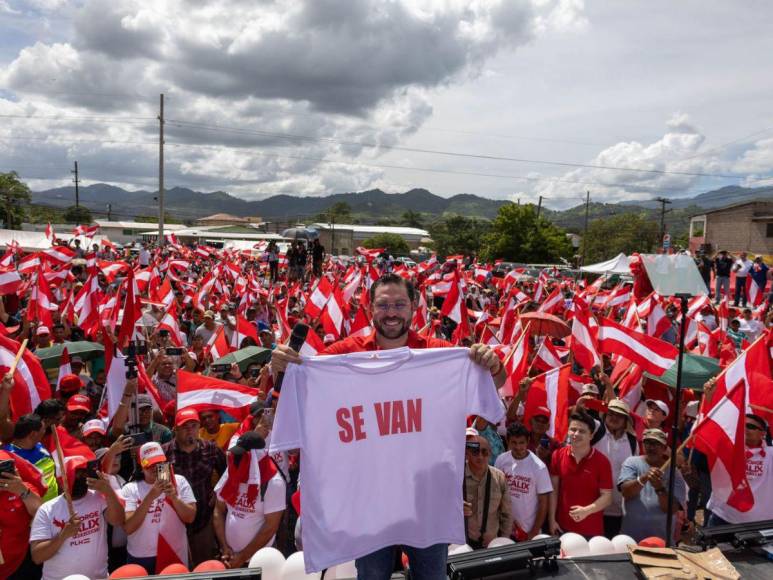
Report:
750,263,768,287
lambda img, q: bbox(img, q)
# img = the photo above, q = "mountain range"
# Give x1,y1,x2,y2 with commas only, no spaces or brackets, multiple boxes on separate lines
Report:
30,183,772,235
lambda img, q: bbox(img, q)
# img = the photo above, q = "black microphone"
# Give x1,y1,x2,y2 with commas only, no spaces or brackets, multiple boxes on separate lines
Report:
274,322,309,392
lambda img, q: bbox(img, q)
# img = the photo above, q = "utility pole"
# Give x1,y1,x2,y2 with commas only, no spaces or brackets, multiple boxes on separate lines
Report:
106,203,112,221
536,195,543,219
72,161,80,207
581,190,590,267
654,196,672,242
158,93,165,245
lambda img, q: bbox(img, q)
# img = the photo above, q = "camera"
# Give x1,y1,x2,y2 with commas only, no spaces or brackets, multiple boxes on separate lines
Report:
165,347,184,356
0,459,15,475
211,363,232,374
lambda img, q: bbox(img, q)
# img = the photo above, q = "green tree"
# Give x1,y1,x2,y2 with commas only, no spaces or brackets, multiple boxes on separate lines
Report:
581,213,659,263
63,205,93,224
0,171,31,229
362,233,410,256
28,204,65,225
315,201,352,223
428,215,491,258
480,204,572,262
401,210,424,228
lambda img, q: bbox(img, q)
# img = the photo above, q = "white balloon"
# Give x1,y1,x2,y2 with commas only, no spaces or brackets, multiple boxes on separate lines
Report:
324,560,357,579
282,551,322,580
449,544,473,555
533,534,552,540
560,533,589,558
487,537,515,548
62,576,90,580
249,547,286,580
611,534,637,554
448,544,463,553
588,536,615,556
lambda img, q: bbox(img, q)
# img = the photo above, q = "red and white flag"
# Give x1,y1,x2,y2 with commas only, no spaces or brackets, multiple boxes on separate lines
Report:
207,326,230,361
304,276,334,318
56,346,72,389
523,364,571,443
177,370,259,420
42,245,76,266
691,380,754,512
73,224,99,238
597,317,678,376
45,223,55,244
156,472,189,573
0,334,51,419
229,315,259,350
299,330,326,356
117,270,143,348
570,297,600,371
0,268,22,295
532,338,566,372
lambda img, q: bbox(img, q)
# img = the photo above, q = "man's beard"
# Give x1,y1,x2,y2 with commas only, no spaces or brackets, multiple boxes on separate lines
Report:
71,477,88,499
373,316,410,340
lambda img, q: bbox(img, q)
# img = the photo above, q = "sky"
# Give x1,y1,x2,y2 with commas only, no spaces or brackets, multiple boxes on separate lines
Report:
1,0,772,210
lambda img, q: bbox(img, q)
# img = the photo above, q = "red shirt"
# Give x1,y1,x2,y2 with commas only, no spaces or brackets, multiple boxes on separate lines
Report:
322,329,452,355
551,446,613,537
0,450,47,578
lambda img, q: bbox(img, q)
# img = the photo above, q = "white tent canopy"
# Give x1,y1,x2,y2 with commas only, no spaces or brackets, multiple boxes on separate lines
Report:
0,228,111,252
581,252,630,274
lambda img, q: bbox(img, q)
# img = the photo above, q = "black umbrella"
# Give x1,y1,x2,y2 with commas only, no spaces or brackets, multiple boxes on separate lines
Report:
281,227,319,240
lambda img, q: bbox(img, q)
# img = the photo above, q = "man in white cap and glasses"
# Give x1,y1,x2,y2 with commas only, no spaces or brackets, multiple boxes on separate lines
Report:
644,399,669,431
593,399,639,538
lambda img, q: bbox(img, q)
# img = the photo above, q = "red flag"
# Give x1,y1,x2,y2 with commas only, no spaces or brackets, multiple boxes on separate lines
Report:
0,334,51,419
117,269,143,348
177,370,259,420
691,380,753,512
440,271,464,324
207,326,230,361
523,364,571,443
72,224,99,238
41,245,76,266
597,317,678,376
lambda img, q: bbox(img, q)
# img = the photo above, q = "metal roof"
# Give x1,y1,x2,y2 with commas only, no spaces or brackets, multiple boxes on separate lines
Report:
310,223,429,236
95,220,187,230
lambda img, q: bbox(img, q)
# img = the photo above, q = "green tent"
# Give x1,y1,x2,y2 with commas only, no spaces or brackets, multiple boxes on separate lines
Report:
644,353,720,391
208,346,272,374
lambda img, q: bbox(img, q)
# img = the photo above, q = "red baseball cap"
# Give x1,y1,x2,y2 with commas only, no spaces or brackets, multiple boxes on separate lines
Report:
533,406,552,419
59,374,83,393
175,408,200,427
66,394,92,414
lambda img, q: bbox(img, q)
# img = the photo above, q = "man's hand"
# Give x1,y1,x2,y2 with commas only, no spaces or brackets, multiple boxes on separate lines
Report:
569,505,591,523
518,377,533,397
469,344,502,376
647,468,664,491
220,544,235,567
229,362,242,379
123,378,138,398
229,549,249,569
61,515,82,540
147,479,165,501
87,473,112,494
463,500,472,517
1,371,13,392
1,470,29,496
549,519,562,535
160,480,177,501
270,344,302,375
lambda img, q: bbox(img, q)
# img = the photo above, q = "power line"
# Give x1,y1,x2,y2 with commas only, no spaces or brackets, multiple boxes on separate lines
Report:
166,117,747,180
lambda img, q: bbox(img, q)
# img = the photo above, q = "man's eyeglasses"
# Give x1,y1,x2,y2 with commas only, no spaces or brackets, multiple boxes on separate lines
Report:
466,443,490,456
374,302,410,313
746,423,765,431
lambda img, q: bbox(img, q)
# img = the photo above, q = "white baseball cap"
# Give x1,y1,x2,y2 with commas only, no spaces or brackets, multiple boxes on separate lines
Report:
138,442,166,469
645,399,669,415
82,419,106,437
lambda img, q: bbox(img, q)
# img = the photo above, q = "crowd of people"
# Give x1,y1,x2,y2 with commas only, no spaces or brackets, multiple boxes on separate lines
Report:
0,234,771,579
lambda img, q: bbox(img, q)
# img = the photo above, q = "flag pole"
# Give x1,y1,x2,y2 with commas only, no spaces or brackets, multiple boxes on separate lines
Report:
51,426,76,519
665,293,690,547
8,338,28,375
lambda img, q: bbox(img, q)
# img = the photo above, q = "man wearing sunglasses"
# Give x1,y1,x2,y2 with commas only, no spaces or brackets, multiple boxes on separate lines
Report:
706,413,773,526
463,433,512,549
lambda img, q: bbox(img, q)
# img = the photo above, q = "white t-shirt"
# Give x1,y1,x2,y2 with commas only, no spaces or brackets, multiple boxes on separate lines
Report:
30,491,109,580
738,318,764,341
594,430,636,517
734,259,753,276
214,472,286,552
494,451,552,532
121,474,196,558
708,445,773,524
270,347,504,572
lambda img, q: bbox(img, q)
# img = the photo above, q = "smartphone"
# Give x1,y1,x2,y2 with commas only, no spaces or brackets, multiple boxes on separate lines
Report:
0,459,15,475
263,408,275,428
86,459,100,478
250,368,261,378
211,363,232,374
127,431,150,447
165,347,184,356
540,434,551,449
156,462,170,484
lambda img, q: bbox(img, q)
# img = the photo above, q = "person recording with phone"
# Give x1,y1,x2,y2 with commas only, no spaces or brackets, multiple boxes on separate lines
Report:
122,442,197,573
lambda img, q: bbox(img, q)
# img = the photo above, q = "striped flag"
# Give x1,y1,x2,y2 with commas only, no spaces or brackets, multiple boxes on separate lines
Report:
0,334,51,419
597,316,678,376
176,370,258,420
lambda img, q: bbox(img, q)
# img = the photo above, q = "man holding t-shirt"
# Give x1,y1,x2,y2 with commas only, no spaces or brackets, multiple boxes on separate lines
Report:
272,273,506,580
